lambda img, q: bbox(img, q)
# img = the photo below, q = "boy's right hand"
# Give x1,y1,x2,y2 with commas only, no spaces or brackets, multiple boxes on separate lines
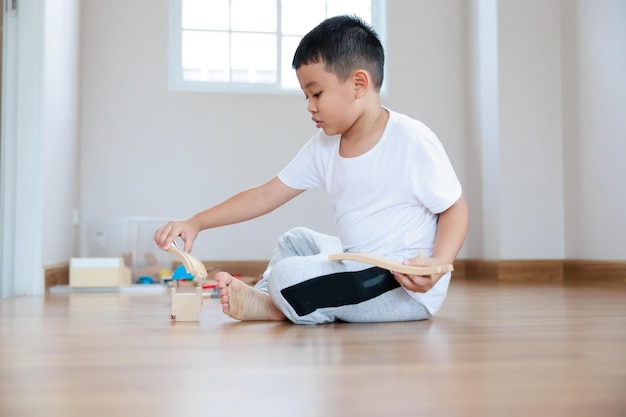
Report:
153,218,200,253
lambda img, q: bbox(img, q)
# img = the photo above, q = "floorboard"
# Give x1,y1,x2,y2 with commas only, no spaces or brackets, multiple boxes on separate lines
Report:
1,278,625,417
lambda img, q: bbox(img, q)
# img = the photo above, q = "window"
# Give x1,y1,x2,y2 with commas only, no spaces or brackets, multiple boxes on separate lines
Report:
169,0,386,94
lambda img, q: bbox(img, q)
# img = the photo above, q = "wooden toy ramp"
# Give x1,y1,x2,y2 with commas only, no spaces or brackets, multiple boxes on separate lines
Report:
167,242,208,280
329,253,453,276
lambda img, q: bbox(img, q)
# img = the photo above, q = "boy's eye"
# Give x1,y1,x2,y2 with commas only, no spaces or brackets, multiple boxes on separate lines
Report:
304,91,322,100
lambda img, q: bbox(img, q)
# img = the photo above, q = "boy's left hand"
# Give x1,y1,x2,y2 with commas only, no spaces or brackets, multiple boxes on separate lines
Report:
392,256,446,293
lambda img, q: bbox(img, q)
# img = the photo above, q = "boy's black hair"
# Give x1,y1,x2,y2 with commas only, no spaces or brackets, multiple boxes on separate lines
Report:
292,15,384,91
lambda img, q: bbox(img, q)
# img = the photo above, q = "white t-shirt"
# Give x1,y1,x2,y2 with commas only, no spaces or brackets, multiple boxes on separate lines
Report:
278,109,462,314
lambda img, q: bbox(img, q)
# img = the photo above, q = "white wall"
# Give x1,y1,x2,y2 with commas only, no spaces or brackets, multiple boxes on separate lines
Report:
562,0,626,260
465,0,625,261
42,0,81,265
467,0,566,260
498,0,565,259
465,0,500,259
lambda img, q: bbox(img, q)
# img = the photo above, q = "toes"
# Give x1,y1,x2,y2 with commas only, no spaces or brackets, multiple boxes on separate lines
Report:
215,271,233,285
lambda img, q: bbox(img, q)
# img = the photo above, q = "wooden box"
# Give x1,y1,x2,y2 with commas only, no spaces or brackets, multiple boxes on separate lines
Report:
170,287,203,322
70,257,132,288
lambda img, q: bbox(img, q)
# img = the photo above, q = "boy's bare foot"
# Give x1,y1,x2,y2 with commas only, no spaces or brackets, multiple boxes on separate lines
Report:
215,272,286,321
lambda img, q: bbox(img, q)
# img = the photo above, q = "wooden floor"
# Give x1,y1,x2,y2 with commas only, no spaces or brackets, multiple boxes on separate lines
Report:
1,278,625,417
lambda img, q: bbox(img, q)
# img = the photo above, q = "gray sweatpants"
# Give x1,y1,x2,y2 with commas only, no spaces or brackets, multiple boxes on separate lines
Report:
254,227,431,325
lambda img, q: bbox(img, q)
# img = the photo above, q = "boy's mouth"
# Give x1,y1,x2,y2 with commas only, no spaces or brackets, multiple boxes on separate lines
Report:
312,118,323,128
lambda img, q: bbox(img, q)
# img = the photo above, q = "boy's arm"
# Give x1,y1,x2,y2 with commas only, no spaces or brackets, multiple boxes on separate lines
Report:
393,194,469,293
431,193,469,265
154,176,304,252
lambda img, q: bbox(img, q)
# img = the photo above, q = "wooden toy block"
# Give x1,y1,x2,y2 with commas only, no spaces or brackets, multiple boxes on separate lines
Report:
328,253,454,276
167,242,208,280
170,286,203,322
69,257,132,288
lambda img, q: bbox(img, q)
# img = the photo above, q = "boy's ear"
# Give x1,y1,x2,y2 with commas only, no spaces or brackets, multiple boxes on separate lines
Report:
352,69,369,98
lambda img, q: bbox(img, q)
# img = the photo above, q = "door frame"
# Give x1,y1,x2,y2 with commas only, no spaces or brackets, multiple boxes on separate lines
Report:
0,0,45,297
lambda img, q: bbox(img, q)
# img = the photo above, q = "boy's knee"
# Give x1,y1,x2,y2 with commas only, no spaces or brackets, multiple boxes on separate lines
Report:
278,226,315,244
274,226,335,258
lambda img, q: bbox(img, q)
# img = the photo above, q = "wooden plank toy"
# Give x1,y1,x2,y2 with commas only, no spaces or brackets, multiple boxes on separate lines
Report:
328,253,453,276
170,286,203,322
167,241,208,280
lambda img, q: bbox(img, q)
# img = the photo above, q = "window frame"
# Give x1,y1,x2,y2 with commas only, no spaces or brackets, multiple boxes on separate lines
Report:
168,0,387,95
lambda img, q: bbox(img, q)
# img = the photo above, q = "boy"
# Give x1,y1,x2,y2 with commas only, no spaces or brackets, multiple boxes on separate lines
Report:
154,15,469,325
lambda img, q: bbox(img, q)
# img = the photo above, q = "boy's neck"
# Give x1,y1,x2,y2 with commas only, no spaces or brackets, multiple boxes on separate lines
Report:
339,105,389,158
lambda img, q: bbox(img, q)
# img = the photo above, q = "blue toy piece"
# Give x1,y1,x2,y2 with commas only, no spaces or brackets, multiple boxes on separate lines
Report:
171,264,195,280
137,275,156,284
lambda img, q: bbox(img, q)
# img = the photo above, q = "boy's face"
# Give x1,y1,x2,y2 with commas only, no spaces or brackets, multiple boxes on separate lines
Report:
296,62,360,136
